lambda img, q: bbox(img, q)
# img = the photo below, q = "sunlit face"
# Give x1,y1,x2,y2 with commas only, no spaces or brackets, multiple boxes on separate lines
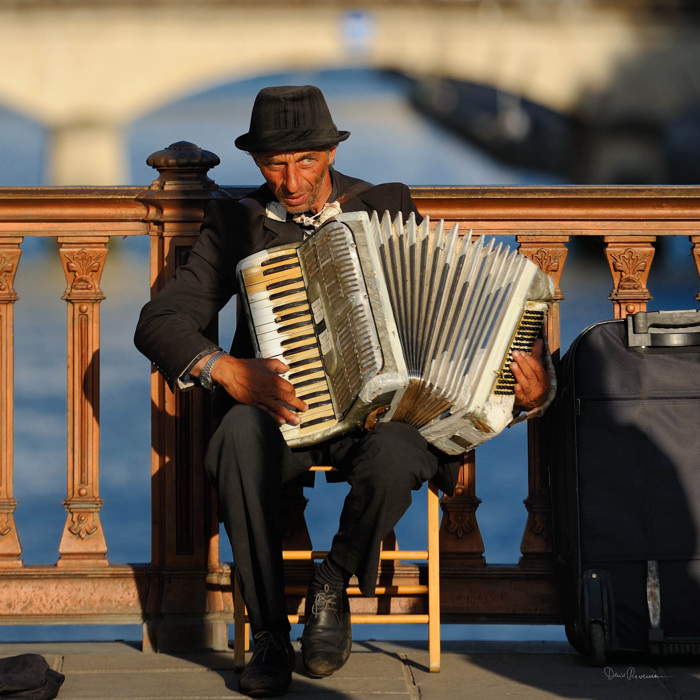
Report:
252,148,337,214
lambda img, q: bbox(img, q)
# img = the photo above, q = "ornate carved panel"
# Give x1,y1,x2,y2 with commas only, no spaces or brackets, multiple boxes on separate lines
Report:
439,456,485,567
0,239,23,567
516,235,567,569
692,235,700,303
57,238,109,567
604,235,656,318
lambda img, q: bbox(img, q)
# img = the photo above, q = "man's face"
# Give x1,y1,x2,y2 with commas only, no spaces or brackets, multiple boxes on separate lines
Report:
253,148,336,214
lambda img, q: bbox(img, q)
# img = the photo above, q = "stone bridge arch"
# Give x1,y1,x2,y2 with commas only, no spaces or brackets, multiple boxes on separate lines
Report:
1,1,699,184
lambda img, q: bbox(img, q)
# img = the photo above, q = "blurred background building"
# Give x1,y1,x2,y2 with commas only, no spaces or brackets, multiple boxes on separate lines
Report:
1,0,700,187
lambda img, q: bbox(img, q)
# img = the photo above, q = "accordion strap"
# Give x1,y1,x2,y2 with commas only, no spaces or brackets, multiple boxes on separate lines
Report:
335,180,373,206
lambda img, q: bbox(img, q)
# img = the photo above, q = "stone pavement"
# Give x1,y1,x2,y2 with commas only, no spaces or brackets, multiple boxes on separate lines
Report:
1,639,699,699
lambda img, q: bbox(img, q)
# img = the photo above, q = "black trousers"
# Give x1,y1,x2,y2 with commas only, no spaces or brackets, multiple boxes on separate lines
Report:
204,404,440,636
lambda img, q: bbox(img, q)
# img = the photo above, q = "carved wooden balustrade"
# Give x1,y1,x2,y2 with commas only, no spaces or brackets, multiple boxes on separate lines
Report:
1,142,699,651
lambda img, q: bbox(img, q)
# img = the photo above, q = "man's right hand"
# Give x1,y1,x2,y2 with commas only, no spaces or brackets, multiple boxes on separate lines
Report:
196,353,307,425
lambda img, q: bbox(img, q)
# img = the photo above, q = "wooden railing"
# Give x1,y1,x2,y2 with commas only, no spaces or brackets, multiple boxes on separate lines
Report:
1,141,700,651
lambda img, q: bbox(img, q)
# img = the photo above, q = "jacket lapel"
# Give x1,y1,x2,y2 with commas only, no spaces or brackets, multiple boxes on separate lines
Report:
261,216,304,248
239,194,304,252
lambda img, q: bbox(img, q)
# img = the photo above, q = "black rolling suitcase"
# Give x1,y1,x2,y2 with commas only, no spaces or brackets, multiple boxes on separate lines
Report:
550,309,700,665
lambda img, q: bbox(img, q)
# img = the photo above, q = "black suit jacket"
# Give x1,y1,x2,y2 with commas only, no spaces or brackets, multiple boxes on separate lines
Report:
134,169,461,494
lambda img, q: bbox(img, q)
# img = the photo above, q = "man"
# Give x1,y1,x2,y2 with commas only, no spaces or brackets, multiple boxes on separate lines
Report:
135,85,552,698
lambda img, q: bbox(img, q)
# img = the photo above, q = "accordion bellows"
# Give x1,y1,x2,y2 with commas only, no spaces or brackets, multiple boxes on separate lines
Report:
236,211,555,454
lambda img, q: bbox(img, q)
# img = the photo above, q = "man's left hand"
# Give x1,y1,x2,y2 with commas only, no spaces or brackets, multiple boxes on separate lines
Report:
511,338,550,411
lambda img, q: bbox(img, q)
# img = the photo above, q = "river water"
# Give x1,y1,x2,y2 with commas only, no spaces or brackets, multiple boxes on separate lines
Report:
3,69,698,643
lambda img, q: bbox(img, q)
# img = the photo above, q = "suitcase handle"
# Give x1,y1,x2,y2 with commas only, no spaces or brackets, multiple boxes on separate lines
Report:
627,309,700,350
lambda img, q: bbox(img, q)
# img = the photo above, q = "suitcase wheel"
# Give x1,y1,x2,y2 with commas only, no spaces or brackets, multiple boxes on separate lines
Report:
589,621,606,667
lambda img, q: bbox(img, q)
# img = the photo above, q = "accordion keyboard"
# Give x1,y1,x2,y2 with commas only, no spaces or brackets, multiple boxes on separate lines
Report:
492,307,547,395
237,250,338,438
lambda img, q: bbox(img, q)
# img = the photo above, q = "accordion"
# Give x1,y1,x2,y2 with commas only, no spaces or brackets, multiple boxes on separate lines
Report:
236,211,555,454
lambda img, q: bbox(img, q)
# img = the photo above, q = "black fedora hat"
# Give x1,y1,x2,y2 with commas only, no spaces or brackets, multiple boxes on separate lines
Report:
235,85,350,152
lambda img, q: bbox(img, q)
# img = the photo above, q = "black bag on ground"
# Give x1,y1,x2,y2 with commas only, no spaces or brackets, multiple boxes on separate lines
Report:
0,654,64,699
549,309,700,666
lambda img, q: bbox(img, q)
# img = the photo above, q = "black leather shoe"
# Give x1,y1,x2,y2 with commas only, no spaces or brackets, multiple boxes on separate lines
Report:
301,583,352,677
239,631,295,698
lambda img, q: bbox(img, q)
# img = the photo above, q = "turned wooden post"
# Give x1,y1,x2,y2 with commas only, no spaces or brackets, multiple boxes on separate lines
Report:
57,237,109,566
0,238,23,567
138,141,230,652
